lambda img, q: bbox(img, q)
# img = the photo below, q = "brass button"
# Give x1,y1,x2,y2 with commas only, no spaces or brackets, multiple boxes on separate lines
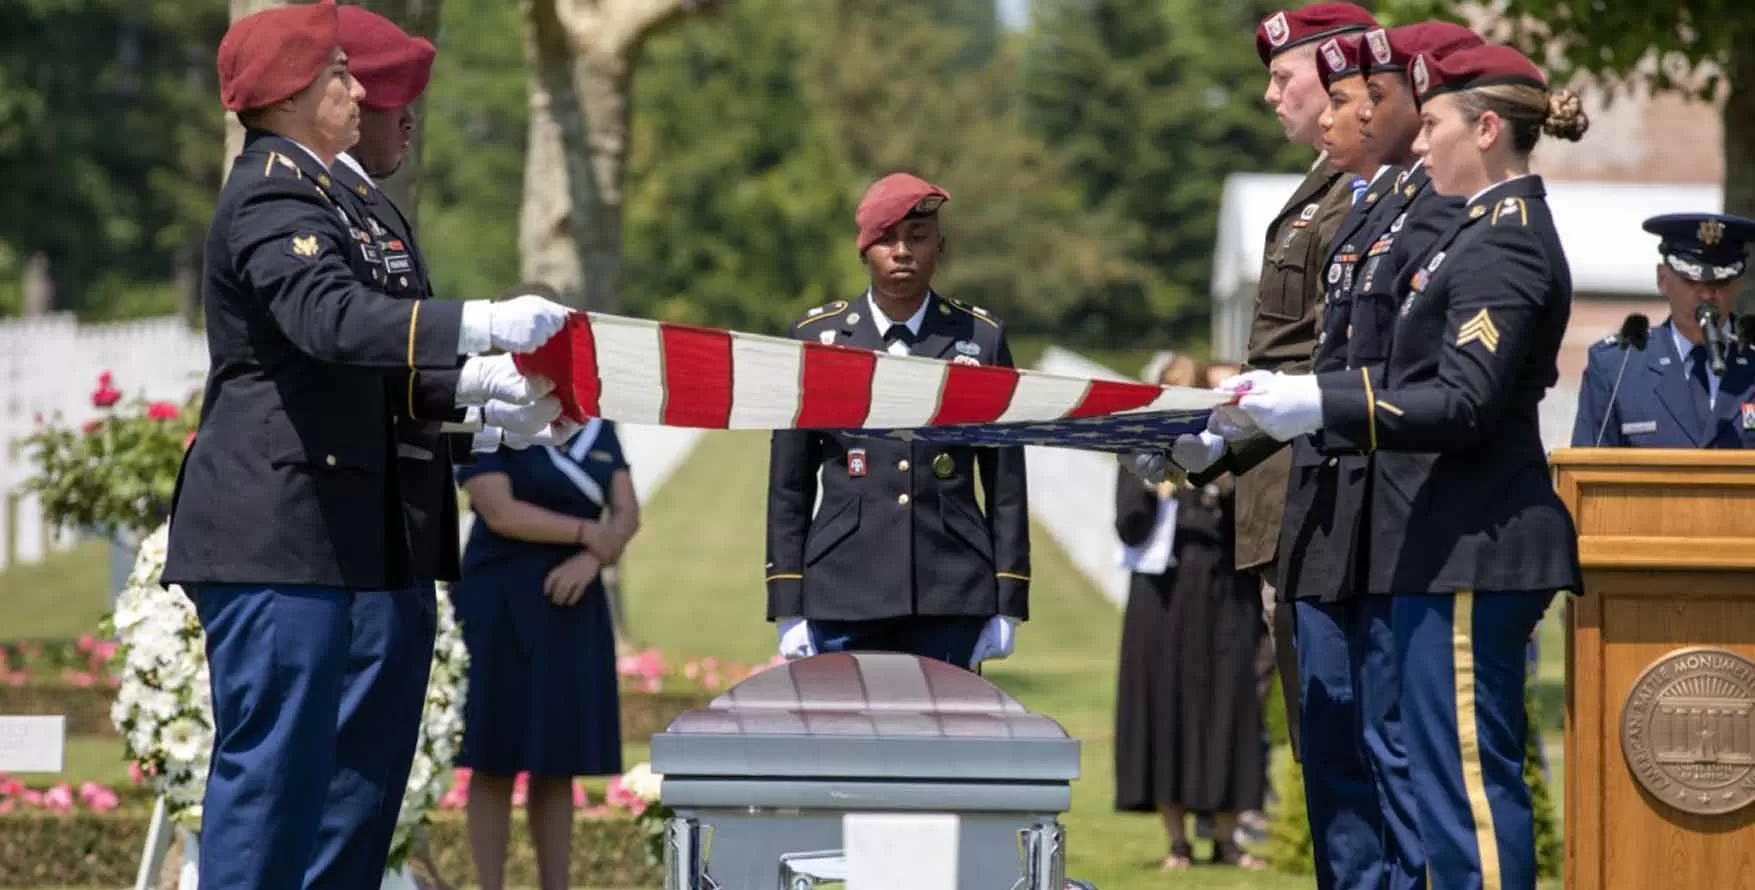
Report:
897,493,911,505
898,460,911,472
399,275,409,287
325,454,338,467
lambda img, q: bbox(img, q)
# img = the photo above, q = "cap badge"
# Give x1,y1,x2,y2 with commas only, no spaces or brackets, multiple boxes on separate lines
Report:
1412,55,1431,97
1264,11,1290,47
914,195,945,213
1321,39,1345,73
1367,29,1392,65
1700,219,1726,246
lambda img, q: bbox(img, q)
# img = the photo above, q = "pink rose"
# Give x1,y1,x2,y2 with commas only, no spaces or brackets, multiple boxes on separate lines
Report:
44,784,73,812
146,401,180,421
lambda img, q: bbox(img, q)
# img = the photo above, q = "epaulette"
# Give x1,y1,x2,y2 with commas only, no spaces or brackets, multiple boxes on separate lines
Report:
1489,196,1528,227
795,300,850,328
944,297,999,328
262,151,303,180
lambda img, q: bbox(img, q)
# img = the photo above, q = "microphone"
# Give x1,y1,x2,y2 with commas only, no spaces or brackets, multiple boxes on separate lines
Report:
1593,313,1650,447
1698,301,1729,377
1607,313,1650,350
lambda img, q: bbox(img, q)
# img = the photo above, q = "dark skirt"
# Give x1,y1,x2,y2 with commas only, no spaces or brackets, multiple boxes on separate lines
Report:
450,555,622,778
1113,532,1266,814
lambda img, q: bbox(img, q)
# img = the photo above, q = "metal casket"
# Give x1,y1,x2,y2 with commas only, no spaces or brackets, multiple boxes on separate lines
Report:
651,652,1082,890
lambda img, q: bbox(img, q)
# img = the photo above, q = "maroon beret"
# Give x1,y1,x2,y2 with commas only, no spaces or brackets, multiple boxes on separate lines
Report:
1316,34,1363,91
338,5,436,110
217,0,339,113
855,173,949,254
1362,23,1484,77
1410,44,1547,106
1256,3,1376,66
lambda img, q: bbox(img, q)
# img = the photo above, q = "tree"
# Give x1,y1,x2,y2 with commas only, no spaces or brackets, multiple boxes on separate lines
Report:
417,0,527,303
0,0,227,320
1374,2,1753,308
619,0,856,333
517,0,727,311
1021,0,1312,344
796,0,1150,341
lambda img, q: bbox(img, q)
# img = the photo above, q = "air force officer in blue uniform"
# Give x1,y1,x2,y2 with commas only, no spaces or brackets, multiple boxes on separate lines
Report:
1572,212,1755,449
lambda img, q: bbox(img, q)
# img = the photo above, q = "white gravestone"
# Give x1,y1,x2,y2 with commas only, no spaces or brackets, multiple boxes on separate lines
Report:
0,715,64,772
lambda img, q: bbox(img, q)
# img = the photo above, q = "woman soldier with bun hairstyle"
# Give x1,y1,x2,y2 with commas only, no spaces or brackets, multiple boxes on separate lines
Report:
1221,43,1590,890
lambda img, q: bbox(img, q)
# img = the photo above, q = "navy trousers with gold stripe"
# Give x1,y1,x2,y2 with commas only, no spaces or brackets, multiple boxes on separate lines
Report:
1296,598,1426,890
1395,591,1555,890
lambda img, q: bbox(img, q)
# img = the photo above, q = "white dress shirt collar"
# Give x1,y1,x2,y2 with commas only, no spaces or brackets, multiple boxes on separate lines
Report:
336,152,375,188
866,290,933,337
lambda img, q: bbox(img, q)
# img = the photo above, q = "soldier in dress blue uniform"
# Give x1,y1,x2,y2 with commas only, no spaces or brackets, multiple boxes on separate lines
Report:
1273,23,1484,890
1571,212,1755,448
159,5,574,889
1225,44,1590,890
765,173,1031,671
1271,30,1431,890
305,11,575,889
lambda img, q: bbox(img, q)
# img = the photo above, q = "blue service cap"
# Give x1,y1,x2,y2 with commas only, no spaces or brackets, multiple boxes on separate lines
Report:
1642,212,1755,283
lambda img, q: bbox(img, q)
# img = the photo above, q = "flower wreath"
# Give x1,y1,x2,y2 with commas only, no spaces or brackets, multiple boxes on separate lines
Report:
108,522,469,873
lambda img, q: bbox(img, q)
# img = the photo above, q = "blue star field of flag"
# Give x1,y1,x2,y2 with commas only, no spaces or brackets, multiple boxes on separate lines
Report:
834,407,1215,453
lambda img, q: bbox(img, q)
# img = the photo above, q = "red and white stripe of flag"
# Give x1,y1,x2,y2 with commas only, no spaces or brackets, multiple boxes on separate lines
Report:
525,313,1228,430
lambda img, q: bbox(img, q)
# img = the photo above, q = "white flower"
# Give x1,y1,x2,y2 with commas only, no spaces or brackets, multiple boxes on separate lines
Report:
624,762,664,802
162,717,207,764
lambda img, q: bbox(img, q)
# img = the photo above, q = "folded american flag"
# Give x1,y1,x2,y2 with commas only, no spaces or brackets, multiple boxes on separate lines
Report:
512,313,1225,452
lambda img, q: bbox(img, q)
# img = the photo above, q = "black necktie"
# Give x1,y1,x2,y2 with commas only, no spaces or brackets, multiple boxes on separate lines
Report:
1689,344,1715,432
884,324,915,351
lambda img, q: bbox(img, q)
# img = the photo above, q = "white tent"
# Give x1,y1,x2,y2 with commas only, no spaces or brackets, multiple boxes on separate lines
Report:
1209,173,1722,451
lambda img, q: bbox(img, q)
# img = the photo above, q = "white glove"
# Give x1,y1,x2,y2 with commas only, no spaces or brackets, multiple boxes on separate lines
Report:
969,616,1018,668
1170,430,1227,473
454,354,553,406
1117,451,1173,485
1236,372,1326,441
481,396,562,435
502,417,583,449
777,616,815,660
1215,369,1275,396
458,295,573,355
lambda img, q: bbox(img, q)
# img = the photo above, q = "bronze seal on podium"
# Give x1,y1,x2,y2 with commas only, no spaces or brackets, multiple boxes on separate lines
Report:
1620,647,1755,816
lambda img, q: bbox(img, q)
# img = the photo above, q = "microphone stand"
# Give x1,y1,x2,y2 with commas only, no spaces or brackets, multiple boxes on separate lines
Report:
1594,314,1650,447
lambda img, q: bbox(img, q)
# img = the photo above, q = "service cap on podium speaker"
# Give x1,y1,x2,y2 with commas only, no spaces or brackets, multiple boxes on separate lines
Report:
1643,213,1755,284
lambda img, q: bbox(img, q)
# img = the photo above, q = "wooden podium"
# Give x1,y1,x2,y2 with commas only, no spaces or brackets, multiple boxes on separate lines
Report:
1552,448,1755,889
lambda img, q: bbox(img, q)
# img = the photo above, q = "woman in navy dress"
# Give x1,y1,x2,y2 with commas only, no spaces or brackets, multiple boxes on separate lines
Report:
452,418,640,890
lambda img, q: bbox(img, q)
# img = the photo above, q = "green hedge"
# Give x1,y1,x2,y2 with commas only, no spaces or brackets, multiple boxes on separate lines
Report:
0,684,709,741
0,808,658,888
1263,679,1561,878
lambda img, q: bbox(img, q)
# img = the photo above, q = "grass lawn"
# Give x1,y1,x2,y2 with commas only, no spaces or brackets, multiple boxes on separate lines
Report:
0,538,112,640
